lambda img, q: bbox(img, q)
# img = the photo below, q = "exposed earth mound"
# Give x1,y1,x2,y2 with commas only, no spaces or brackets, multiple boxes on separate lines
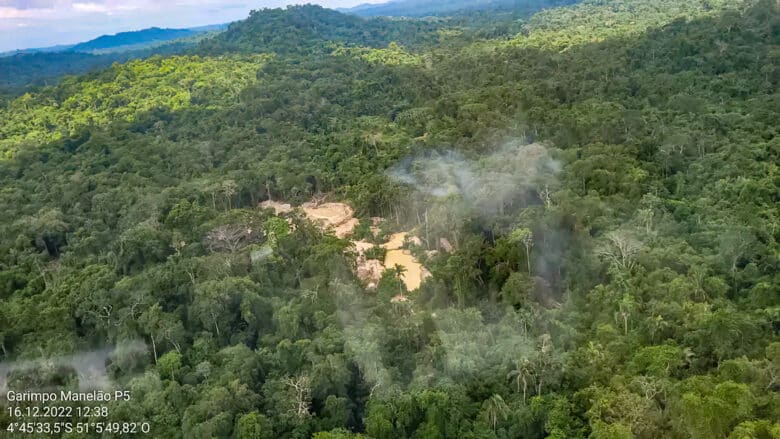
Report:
301,202,361,239
259,200,293,215
260,200,429,291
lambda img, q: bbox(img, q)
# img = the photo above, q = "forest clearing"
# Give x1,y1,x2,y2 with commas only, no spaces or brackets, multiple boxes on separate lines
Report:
261,200,430,291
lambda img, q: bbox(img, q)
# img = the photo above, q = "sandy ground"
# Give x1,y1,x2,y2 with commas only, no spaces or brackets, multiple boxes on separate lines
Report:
382,232,408,250
259,200,293,215
370,217,383,237
261,200,429,291
391,294,410,303
301,202,360,239
385,249,430,291
351,240,384,289
356,258,385,290
352,240,375,254
382,232,431,291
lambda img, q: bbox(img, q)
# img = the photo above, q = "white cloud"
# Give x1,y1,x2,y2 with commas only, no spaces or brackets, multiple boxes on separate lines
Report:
72,2,109,13
0,6,53,18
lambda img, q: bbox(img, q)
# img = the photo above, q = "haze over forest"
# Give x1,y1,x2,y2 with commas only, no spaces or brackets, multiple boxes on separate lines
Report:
0,0,778,438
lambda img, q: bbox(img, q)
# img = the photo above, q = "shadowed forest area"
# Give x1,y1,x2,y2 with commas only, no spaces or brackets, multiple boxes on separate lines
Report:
0,0,778,438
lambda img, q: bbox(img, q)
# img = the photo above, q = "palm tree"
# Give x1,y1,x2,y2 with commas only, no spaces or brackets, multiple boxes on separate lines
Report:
393,263,407,295
507,359,532,402
482,394,510,432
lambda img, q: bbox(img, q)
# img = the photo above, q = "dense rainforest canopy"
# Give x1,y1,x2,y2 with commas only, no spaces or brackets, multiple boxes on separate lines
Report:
0,0,778,438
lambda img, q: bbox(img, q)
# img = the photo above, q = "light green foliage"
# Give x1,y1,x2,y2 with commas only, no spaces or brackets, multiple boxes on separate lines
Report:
628,345,683,377
728,420,780,439
313,429,366,439
0,54,267,155
236,412,274,439
333,42,423,66
672,377,756,439
590,421,632,439
0,1,778,438
587,386,663,437
157,351,182,380
513,0,737,50
264,216,290,246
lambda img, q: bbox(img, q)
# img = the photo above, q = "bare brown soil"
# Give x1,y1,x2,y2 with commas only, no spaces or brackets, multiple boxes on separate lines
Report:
301,202,360,239
261,200,429,291
382,232,431,291
259,200,293,215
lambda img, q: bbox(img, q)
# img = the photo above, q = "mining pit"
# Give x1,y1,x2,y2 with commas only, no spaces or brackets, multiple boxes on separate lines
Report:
260,200,430,292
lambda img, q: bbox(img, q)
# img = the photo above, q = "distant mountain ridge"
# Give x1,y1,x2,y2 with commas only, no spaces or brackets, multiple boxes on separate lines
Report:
70,27,197,52
0,44,76,56
2,24,228,57
0,24,228,89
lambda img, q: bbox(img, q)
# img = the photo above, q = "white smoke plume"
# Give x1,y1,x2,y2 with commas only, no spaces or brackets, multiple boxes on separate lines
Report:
388,142,560,219
334,141,563,396
0,340,148,397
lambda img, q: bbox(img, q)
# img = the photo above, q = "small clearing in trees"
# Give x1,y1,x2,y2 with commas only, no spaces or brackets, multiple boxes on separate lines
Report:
259,200,293,215
301,202,360,239
382,232,430,292
261,199,429,292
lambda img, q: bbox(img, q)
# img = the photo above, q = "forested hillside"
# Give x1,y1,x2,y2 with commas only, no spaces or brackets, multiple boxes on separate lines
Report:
341,0,578,17
0,41,201,91
0,26,225,91
0,1,778,438
198,5,442,54
70,27,201,53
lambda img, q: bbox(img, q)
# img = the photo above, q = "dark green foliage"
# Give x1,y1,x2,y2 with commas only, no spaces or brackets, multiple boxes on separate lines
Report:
199,5,442,55
0,0,778,438
342,0,579,18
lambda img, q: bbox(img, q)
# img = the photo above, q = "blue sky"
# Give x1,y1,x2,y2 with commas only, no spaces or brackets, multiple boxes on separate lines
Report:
0,0,387,51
